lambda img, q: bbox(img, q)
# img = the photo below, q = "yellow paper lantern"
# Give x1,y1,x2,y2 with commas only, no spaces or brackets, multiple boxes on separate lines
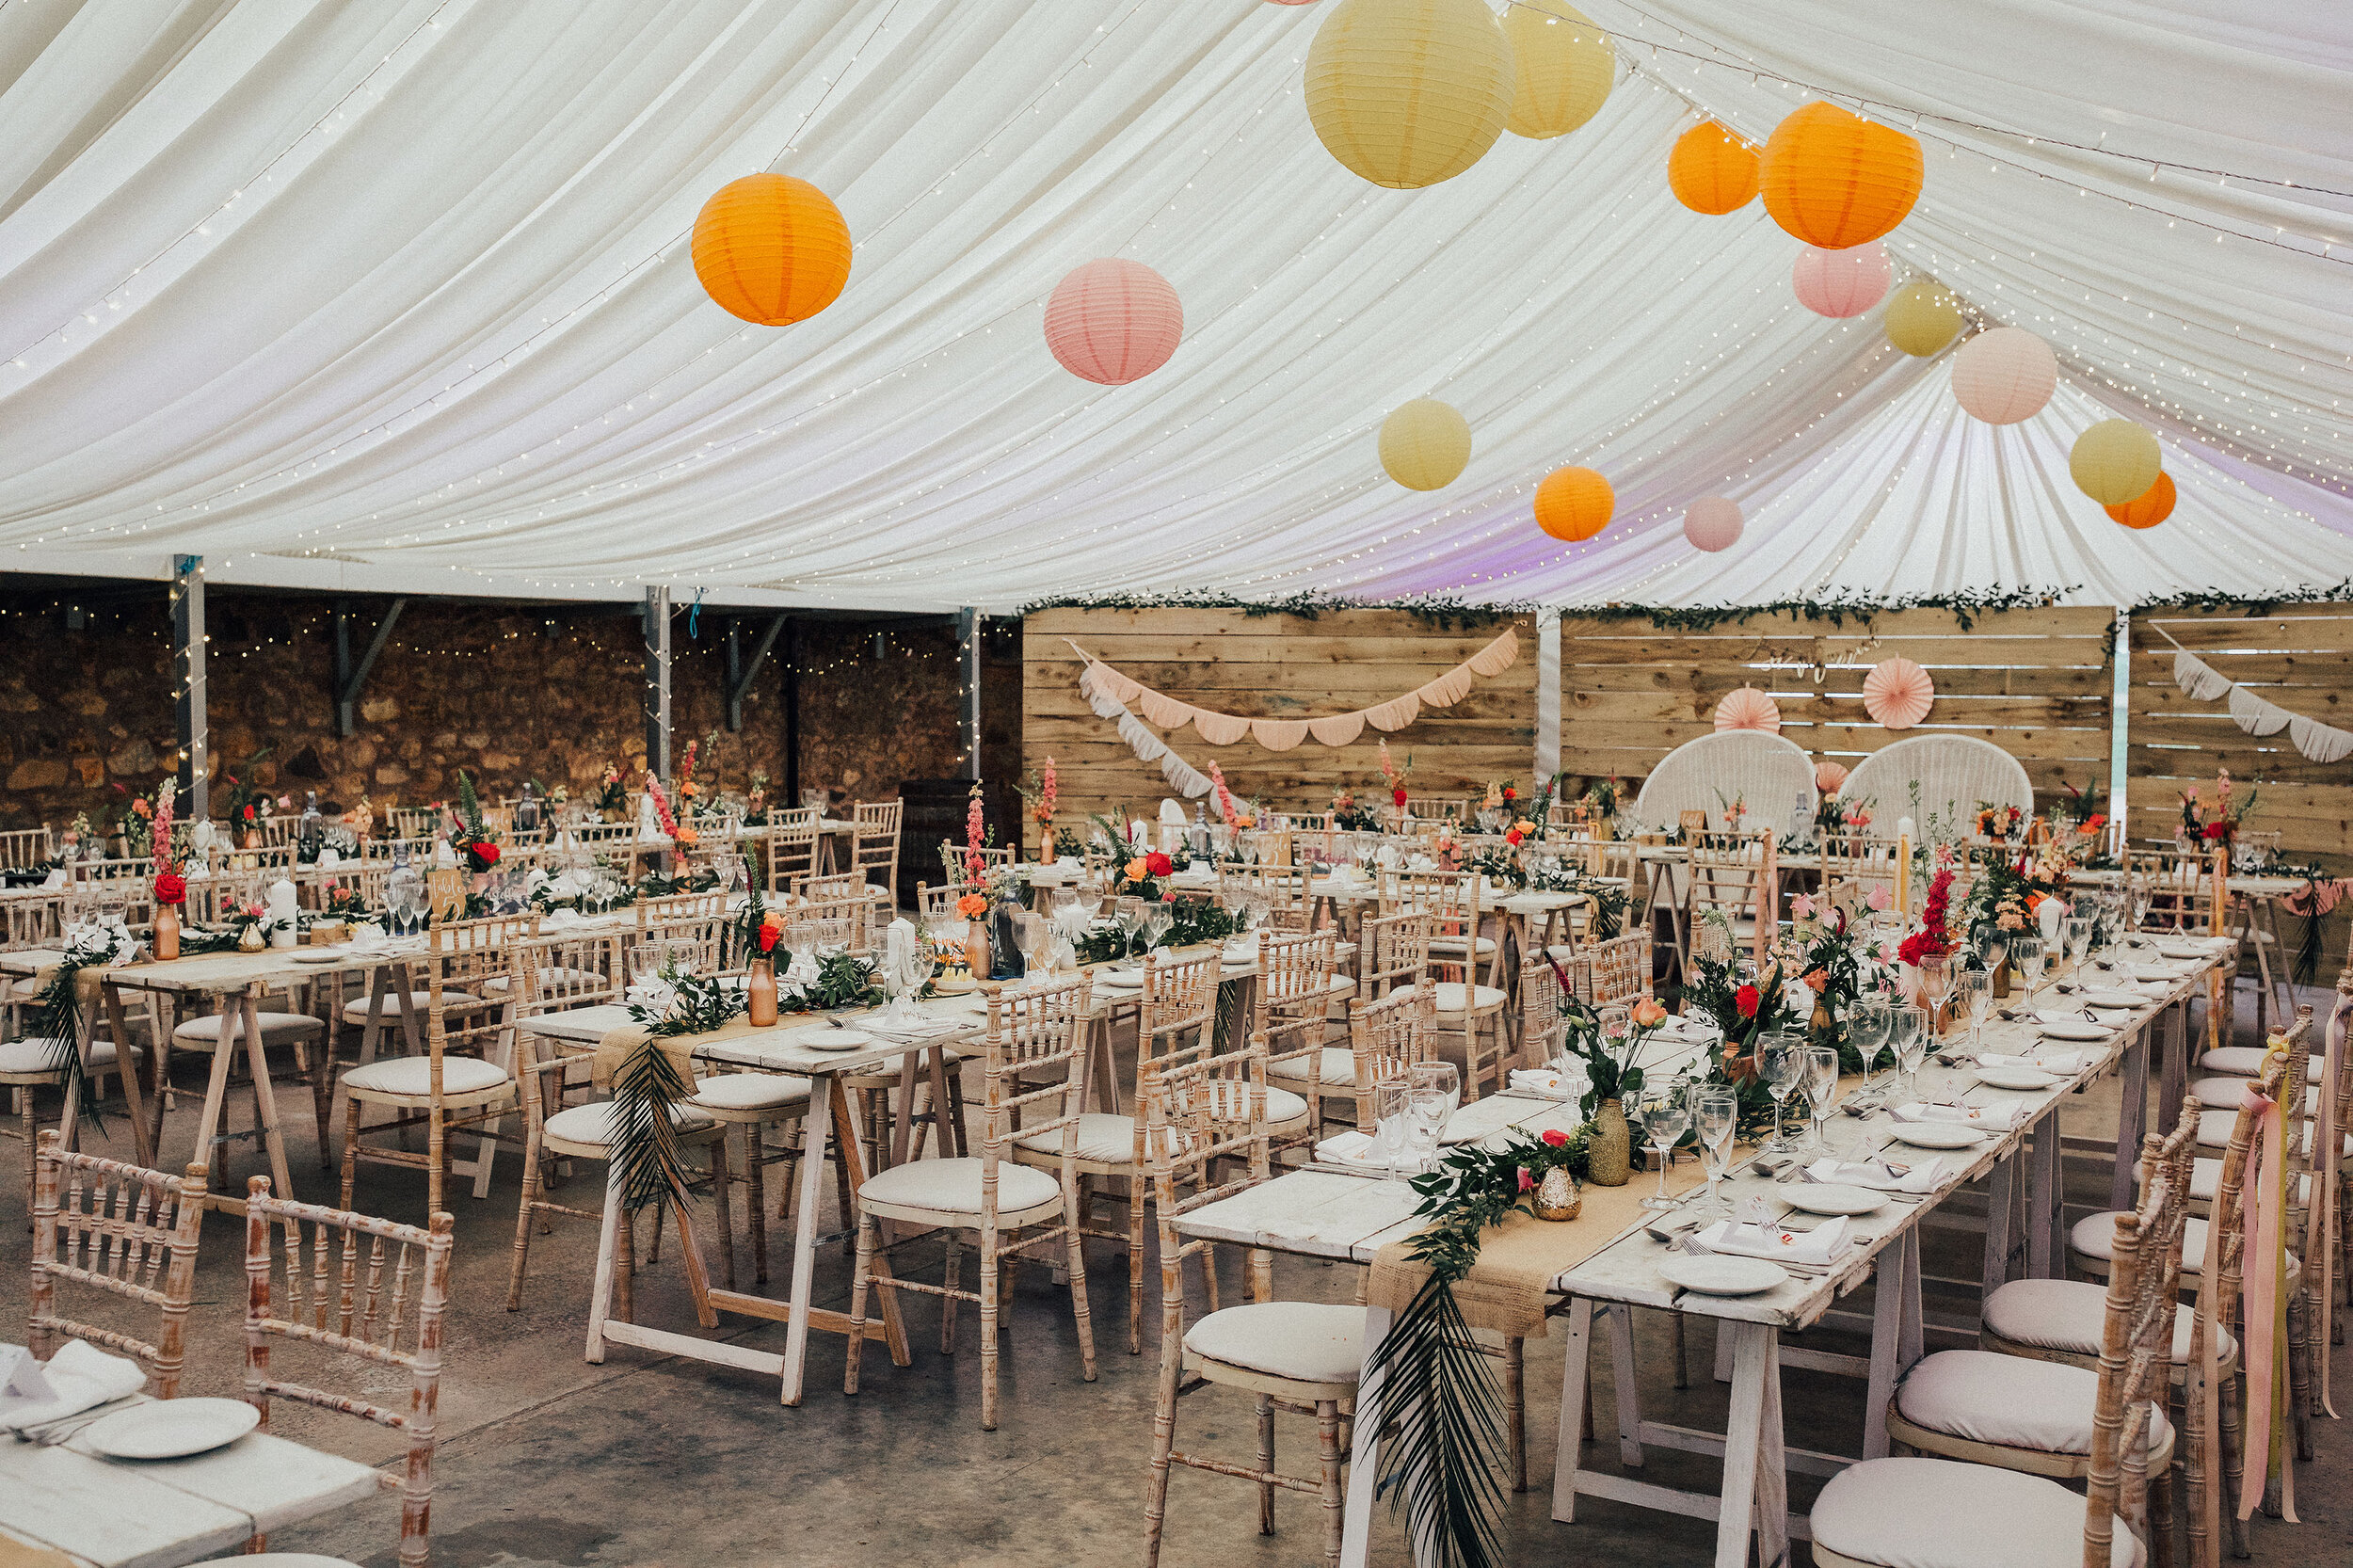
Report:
1305,0,1513,189
2070,420,2163,505
1534,466,1613,541
691,174,852,327
1759,101,1923,250
1380,399,1472,489
2106,471,2176,529
1882,279,1964,357
1502,1,1613,140
1669,120,1759,214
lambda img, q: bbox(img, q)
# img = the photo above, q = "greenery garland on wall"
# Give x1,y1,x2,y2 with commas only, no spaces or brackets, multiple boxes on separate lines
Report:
1016,588,1529,632
1561,585,2083,636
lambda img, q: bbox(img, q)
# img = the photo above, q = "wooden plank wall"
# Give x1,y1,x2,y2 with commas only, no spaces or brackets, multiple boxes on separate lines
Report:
1556,606,2117,808
1022,607,1536,824
2126,607,2353,868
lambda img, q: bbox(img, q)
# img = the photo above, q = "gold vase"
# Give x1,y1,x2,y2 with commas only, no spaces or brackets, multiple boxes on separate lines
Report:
1531,1166,1582,1222
1589,1099,1631,1187
237,923,264,952
748,958,778,1027
152,904,180,962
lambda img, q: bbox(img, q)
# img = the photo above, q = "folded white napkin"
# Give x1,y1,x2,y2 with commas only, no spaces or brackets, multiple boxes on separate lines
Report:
1222,936,1260,964
1314,1130,1386,1170
1804,1156,1942,1194
39,868,64,890
1892,1098,2025,1129
1509,1067,1577,1098
2032,1009,2111,1031
1977,1048,2086,1073
1407,855,1437,872
1697,1214,1850,1265
867,1016,959,1043
546,906,584,928
0,1339,145,1431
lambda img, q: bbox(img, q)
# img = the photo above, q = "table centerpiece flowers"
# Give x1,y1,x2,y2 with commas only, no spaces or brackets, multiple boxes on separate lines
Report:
1331,785,1383,832
445,770,504,879
2179,767,2258,851
593,764,629,822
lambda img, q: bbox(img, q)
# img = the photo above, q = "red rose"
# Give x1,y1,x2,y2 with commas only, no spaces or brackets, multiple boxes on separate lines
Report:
1517,1168,1535,1192
1145,852,1174,878
1504,826,1525,846
1541,1128,1568,1148
1393,787,1408,808
1161,890,1176,903
153,872,186,905
241,804,256,821
2201,822,2228,841
1502,787,1516,801
758,925,779,953
1735,984,1761,1018
467,841,501,871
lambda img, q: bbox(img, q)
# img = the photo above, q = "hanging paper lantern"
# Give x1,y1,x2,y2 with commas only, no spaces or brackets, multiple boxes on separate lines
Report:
1759,101,1923,250
1815,759,1850,793
2070,419,2162,505
1863,657,1935,729
1883,279,1964,357
1304,0,1513,189
1714,687,1782,734
1792,243,1890,318
1534,466,1613,541
1043,259,1183,385
1950,327,2057,424
1502,1,1612,141
691,174,853,327
2106,471,2176,530
1379,399,1472,489
1669,120,1760,214
1684,496,1743,552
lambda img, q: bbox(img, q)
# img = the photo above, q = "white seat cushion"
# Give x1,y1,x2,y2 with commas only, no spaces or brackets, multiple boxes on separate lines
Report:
1427,935,1498,957
480,966,605,999
0,1036,115,1074
1269,1046,1358,1089
858,1155,1058,1218
1016,1112,1140,1164
1983,1277,2231,1365
340,1055,511,1098
171,1010,323,1047
1183,1301,1366,1386
1896,1349,2165,1456
1391,982,1507,1016
2191,1076,2316,1113
689,1072,811,1111
2199,1046,2268,1076
542,1099,713,1148
1208,1081,1311,1128
339,991,440,1026
1811,1457,2141,1568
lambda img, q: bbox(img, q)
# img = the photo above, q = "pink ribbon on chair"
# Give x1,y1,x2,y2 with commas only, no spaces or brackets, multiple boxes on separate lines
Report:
2236,1083,2295,1523
2305,995,2350,1421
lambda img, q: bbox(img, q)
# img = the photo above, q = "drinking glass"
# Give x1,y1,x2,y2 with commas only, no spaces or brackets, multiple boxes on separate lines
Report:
1802,1043,1841,1153
2008,932,2048,1006
1692,1088,1738,1217
2065,916,2091,972
1640,1087,1689,1210
1371,1079,1415,1183
2125,876,2151,936
1955,969,1993,1056
1973,927,2007,976
1848,998,1891,1088
1916,955,1953,1042
1759,1032,1804,1151
1114,896,1146,960
1142,902,1174,951
1410,1059,1461,1124
1598,1003,1633,1065
1892,1004,1930,1095
1012,912,1049,982
1404,1077,1451,1176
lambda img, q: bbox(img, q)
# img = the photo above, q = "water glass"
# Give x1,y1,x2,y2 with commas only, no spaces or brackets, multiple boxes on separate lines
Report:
1372,1079,1416,1183
1955,969,1993,1055
1892,1004,1930,1093
1410,1059,1461,1125
1916,955,1953,1039
2065,916,2091,970
1803,1043,1841,1152
1640,1087,1689,1209
1692,1088,1738,1217
2008,932,2048,1004
1759,1032,1804,1151
1848,998,1891,1087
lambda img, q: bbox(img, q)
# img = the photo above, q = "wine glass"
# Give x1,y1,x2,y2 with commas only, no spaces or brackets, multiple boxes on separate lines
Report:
1802,1043,1841,1154
1404,1064,1455,1176
1759,1032,1803,1152
1973,926,2006,977
1012,912,1049,983
1371,1078,1415,1183
2065,916,2092,974
1411,1058,1461,1123
1692,1088,1738,1218
1142,901,1174,952
1848,998,1890,1089
1955,969,1993,1057
2124,876,2151,938
1113,897,1146,961
1639,1086,1689,1210
1916,954,1953,1043
1892,1004,1930,1096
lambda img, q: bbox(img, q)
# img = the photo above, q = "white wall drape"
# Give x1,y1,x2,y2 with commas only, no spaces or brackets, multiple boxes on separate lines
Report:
0,0,2344,609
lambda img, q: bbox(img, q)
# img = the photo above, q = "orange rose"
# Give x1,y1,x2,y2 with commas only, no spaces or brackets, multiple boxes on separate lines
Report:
955,892,988,920
1801,968,1829,994
1630,998,1667,1029
1124,856,1150,883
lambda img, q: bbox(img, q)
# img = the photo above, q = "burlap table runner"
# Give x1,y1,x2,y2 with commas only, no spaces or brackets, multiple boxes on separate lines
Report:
589,1013,793,1090
1368,1158,1710,1337
0,1537,81,1568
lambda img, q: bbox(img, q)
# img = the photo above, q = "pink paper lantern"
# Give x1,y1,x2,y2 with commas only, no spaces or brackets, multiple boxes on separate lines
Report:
1044,259,1183,385
1714,686,1782,734
1950,326,2057,424
1684,496,1743,552
1863,656,1935,729
1816,760,1850,793
1792,242,1890,319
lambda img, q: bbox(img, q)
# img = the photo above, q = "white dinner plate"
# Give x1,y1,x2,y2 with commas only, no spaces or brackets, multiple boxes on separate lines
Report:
291,949,344,965
2155,941,2218,960
82,1397,259,1460
1097,969,1145,990
2075,988,2148,1010
1659,1255,1788,1297
1783,1184,1885,1216
2129,964,2194,983
787,1024,872,1052
1886,1122,1988,1150
2036,1020,2112,1042
1974,1064,2060,1092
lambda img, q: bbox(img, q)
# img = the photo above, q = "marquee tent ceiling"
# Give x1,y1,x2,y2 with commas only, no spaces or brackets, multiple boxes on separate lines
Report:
0,0,2346,611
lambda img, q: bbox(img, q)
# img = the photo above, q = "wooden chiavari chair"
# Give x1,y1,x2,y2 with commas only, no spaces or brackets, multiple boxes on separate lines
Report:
337,914,529,1215
1346,984,1435,1131
2128,846,2219,935
232,1176,454,1568
1515,950,1567,1071
385,806,440,840
28,1132,206,1396
1402,794,1466,823
1687,828,1775,965
1141,1034,1359,1568
0,824,53,868
1571,930,1655,1008
1353,908,1431,1004
1247,929,1345,1147
852,798,902,899
1817,832,1899,912
786,870,873,904
635,890,730,971
1384,868,1511,1100
844,975,1097,1429
1231,861,1313,932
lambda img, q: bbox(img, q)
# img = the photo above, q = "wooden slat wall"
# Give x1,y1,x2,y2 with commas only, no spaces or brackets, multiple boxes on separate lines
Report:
1023,607,1536,824
2126,607,2353,866
1557,606,2116,804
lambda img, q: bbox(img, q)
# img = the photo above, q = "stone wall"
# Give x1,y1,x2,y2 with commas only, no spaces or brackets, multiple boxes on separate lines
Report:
0,583,974,833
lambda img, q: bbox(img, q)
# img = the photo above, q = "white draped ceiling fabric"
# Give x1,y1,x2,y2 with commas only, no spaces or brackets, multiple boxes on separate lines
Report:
0,0,2347,610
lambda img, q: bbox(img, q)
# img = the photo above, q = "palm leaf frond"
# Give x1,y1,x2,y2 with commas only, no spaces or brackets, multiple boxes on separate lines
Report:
608,1038,692,1212
1367,1272,1507,1568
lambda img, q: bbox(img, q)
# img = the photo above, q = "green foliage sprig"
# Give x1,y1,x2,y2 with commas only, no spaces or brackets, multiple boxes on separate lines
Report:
1018,588,1529,632
1563,586,2078,637
780,952,887,1014
630,970,747,1040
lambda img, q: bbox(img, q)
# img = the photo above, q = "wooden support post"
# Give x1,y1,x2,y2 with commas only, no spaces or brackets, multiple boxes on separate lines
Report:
781,616,801,805
726,612,787,733
170,556,208,820
956,606,981,781
331,598,405,739
643,585,672,780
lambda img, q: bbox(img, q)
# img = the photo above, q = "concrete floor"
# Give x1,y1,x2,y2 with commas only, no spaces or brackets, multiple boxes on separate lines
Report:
8,982,2349,1568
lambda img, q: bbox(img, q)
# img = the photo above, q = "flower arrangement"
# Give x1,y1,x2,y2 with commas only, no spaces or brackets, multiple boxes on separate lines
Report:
1016,757,1058,827
965,783,989,877
1331,785,1383,832
644,769,690,847
447,770,503,872
2180,768,2257,847
1896,859,1959,968
1963,848,2070,942
1975,801,2025,840
149,783,180,904
1468,842,1527,891
1714,789,1749,832
1209,760,1241,829
593,764,628,817
675,737,706,820
218,744,275,830
1378,738,1409,811
1117,850,1176,903
324,883,372,922
1552,979,1671,1114
1815,793,1874,837
1582,774,1625,822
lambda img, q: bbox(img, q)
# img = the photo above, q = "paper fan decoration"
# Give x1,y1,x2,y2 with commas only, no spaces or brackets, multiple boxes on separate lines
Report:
1713,686,1782,734
1815,760,1849,794
1863,657,1934,729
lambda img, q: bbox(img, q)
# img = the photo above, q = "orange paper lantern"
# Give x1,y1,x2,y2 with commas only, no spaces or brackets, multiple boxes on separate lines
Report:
691,174,852,327
1669,120,1760,215
2106,471,2176,529
1534,466,1613,541
1759,102,1923,251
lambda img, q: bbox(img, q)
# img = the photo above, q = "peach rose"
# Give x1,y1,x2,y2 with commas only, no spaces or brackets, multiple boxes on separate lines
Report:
1630,998,1668,1029
1124,856,1150,883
